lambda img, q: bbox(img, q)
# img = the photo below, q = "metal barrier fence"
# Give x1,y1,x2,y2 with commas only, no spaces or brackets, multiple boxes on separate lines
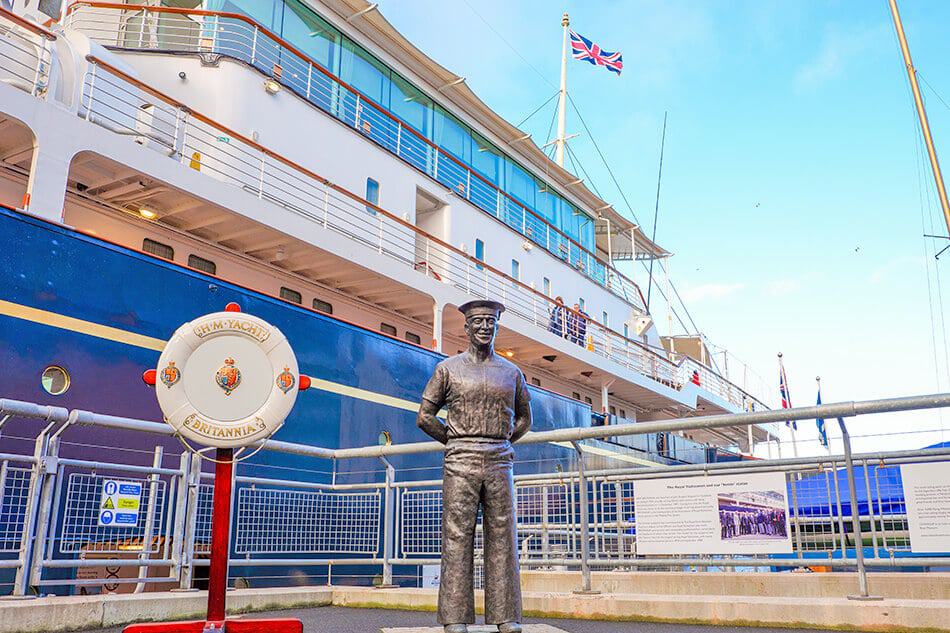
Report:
1,394,949,598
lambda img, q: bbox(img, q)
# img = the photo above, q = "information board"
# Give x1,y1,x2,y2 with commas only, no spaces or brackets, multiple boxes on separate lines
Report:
901,462,950,553
634,471,793,555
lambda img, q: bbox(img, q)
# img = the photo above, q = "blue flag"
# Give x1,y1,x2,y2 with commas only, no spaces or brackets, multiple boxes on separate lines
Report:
816,387,828,448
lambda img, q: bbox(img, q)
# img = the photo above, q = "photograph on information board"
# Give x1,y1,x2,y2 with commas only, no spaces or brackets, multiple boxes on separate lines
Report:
635,471,793,555
718,490,788,541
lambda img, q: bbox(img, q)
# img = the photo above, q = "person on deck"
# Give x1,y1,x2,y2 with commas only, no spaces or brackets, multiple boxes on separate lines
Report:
548,296,567,339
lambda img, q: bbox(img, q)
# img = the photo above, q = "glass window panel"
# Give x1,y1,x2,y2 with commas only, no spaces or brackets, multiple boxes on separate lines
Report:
432,106,471,163
209,0,281,31
471,132,503,185
390,74,431,136
504,160,535,209
280,0,338,71
339,39,391,105
536,182,558,224
365,178,379,214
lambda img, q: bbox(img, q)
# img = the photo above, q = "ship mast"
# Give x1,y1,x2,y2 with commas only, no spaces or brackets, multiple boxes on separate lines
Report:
555,12,569,167
888,0,950,237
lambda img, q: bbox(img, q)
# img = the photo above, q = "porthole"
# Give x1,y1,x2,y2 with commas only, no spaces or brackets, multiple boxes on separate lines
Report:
378,430,392,446
41,366,70,396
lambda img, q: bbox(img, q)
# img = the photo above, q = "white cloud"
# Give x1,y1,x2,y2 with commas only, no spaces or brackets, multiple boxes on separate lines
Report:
794,25,881,91
681,282,745,303
869,255,926,284
765,278,802,297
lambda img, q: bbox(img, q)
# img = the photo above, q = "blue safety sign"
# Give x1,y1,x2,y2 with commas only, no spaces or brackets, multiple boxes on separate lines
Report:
98,479,143,527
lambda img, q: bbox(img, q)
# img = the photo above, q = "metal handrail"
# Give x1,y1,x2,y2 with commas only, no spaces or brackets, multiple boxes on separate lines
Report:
0,5,57,39
63,1,647,309
74,53,771,410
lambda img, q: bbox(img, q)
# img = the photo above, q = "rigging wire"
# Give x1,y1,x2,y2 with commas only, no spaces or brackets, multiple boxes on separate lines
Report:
917,71,950,114
646,111,668,311
459,0,556,91
514,91,560,130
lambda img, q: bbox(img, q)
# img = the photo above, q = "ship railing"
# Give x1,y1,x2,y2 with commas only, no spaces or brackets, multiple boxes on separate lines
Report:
0,394,948,596
73,53,778,413
0,6,55,98
62,2,647,313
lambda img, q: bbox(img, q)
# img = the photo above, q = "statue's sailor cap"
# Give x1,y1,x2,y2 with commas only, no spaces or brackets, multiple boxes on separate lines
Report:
458,300,505,319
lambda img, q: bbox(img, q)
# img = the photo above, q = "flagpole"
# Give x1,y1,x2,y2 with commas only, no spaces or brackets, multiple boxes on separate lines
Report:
779,352,799,458
555,12,569,167
888,0,950,236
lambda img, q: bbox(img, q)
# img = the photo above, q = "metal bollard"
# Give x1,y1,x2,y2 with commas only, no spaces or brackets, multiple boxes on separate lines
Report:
836,417,882,601
376,458,397,588
571,442,599,595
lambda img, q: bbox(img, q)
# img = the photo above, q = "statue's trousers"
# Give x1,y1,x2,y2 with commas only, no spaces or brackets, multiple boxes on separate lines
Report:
438,439,522,626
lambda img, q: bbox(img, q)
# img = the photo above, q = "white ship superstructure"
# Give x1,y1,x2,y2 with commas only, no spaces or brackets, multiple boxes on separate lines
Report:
0,0,780,455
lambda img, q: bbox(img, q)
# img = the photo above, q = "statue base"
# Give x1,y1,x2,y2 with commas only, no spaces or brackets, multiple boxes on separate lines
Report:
381,626,569,633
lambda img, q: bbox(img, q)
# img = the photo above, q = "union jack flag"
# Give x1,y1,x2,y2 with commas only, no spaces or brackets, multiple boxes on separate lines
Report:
570,30,623,75
779,357,796,430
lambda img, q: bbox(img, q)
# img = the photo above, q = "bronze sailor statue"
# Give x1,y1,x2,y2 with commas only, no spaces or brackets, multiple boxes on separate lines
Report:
416,300,532,633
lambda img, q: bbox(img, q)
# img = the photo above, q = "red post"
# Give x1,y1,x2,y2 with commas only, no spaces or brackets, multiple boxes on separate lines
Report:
206,447,233,623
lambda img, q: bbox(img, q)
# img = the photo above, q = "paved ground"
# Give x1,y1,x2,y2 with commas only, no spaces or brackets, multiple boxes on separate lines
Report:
87,605,829,633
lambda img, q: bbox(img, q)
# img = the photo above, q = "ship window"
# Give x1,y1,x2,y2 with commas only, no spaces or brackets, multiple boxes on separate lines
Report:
623,323,629,338
609,405,617,416
530,377,541,387
474,239,484,270
584,396,593,405
365,178,379,214
280,287,302,304
41,366,70,396
620,408,627,418
510,259,519,280
578,297,585,311
143,238,174,261
380,323,397,336
543,277,551,297
405,331,421,345
188,254,216,275
313,298,333,314
572,392,581,400
602,311,608,327
378,430,392,446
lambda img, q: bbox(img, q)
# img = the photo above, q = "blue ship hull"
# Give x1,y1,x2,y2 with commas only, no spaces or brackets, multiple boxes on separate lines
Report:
0,204,589,474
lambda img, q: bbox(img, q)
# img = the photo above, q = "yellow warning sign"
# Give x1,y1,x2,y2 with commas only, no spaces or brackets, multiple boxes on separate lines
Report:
118,498,139,510
102,497,115,510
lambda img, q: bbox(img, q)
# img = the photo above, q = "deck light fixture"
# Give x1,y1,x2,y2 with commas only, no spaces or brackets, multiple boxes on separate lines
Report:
139,208,158,220
263,78,281,95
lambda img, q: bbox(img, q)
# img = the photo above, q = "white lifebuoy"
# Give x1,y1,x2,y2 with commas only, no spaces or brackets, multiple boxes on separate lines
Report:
154,311,299,449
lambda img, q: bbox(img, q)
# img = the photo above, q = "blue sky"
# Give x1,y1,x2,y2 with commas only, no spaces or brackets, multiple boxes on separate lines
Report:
374,0,950,455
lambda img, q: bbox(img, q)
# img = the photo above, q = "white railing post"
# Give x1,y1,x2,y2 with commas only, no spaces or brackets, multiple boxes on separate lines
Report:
433,150,440,180
84,64,98,121
138,9,147,47
495,189,502,218
395,121,402,156
250,26,258,65
31,39,48,97
258,151,265,198
323,188,329,228
521,206,526,234
354,94,361,129
378,215,384,254
465,170,471,201
425,239,431,277
306,63,312,101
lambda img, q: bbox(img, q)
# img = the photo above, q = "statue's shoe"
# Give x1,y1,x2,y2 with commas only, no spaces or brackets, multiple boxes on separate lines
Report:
444,625,468,633
498,623,523,633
